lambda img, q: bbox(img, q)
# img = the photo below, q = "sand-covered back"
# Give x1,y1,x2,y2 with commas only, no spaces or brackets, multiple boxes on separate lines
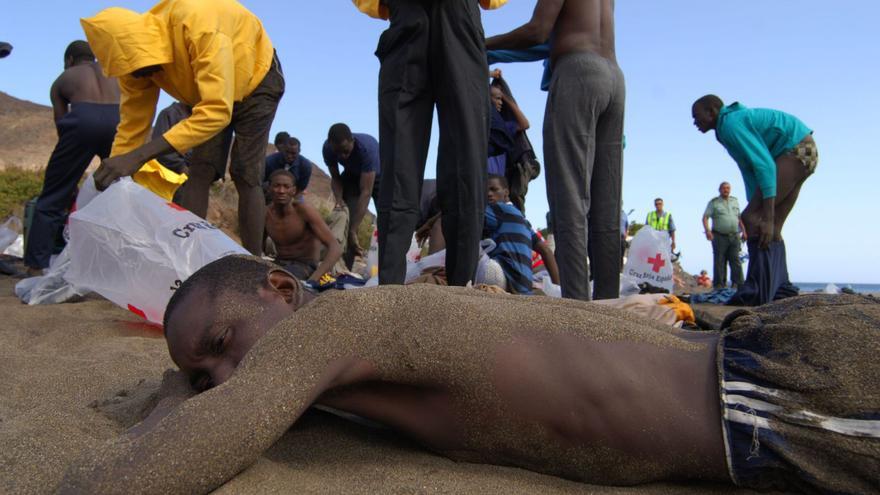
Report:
0,273,784,494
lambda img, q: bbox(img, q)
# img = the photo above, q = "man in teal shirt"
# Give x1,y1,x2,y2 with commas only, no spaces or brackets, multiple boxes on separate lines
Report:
702,182,746,289
692,95,818,305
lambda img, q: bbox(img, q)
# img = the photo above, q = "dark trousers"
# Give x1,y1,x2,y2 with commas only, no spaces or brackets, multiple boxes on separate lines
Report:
728,240,798,306
375,0,488,286
711,232,744,288
25,103,118,269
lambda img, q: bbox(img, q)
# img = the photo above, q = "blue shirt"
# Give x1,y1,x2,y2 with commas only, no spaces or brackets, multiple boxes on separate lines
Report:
487,43,551,91
264,152,313,192
715,103,812,201
484,202,539,295
322,133,381,180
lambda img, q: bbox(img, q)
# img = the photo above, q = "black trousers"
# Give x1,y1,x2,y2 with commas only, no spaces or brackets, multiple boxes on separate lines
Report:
375,0,489,286
25,103,118,269
711,231,744,288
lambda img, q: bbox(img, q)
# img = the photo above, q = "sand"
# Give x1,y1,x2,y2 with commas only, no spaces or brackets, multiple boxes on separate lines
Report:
0,270,783,495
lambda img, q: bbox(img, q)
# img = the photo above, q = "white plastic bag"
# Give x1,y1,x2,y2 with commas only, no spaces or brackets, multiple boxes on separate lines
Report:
65,179,247,325
0,216,22,253
403,249,446,284
14,246,86,304
620,226,674,295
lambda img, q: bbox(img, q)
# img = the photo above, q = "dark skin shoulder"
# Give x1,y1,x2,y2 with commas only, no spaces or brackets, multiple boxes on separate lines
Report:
50,62,120,123
486,0,617,64
59,284,728,494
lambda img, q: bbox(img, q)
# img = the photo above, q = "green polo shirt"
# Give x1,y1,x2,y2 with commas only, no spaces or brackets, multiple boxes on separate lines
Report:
703,196,741,235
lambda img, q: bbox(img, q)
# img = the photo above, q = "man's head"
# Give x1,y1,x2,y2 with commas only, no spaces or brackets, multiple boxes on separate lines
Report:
269,169,297,206
490,85,504,112
654,198,664,213
692,94,724,133
327,123,354,161
0,42,13,59
487,174,510,205
274,131,291,149
163,255,302,391
284,137,301,163
63,40,94,69
80,7,173,78
718,181,731,199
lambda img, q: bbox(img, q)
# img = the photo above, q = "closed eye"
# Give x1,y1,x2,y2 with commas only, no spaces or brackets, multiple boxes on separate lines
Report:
190,372,213,392
211,327,231,355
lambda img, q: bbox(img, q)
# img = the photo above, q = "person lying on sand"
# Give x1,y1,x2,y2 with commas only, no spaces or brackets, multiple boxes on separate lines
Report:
59,255,880,494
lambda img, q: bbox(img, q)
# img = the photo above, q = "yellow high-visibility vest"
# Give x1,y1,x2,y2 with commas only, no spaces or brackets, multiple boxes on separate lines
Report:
647,211,671,231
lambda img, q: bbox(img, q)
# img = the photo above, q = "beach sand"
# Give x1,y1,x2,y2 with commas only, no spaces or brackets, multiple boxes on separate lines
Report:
0,272,780,495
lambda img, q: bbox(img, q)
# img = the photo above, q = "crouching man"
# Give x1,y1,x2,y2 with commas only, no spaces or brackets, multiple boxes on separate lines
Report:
59,256,880,494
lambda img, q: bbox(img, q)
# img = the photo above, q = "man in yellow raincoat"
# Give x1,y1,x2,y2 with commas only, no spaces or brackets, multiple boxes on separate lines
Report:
81,0,284,255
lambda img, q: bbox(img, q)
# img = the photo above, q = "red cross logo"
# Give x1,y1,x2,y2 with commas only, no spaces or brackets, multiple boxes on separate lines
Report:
167,202,186,212
647,253,665,273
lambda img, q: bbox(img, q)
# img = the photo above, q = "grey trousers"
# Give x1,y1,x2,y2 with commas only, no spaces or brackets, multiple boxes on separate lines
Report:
544,52,625,301
712,232,744,288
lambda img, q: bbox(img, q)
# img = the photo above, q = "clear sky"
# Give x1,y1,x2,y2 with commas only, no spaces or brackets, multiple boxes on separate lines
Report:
1,1,877,283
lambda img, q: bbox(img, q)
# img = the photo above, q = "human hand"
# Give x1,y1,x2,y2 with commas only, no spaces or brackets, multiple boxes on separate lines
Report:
348,229,363,256
671,241,676,251
333,201,345,211
94,153,143,190
705,231,714,241
490,68,502,79
759,218,773,249
741,231,748,242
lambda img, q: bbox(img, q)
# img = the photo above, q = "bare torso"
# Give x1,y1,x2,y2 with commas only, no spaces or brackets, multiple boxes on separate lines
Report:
54,62,119,105
314,288,727,483
265,203,320,262
551,0,617,63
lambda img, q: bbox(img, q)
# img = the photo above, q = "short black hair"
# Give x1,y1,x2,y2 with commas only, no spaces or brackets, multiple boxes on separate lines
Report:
269,168,295,184
487,174,509,189
654,197,664,203
64,40,94,64
163,255,279,332
274,131,291,147
328,123,353,145
289,136,301,147
693,94,724,112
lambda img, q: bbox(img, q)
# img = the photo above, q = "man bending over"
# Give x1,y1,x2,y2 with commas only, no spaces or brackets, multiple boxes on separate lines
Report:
265,170,341,286
692,95,816,305
60,256,879,494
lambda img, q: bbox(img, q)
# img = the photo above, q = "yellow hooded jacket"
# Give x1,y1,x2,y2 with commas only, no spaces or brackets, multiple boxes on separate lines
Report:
81,0,274,156
353,0,506,20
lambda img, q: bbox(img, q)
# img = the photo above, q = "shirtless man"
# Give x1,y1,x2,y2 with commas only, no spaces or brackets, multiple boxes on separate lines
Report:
59,256,879,494
265,170,342,285
24,40,119,276
487,0,624,302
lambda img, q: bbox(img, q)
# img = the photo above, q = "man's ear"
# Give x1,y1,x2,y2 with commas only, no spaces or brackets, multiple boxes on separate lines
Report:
265,269,300,304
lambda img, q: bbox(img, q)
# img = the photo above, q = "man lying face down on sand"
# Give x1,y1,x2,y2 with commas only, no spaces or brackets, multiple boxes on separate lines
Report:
59,255,880,494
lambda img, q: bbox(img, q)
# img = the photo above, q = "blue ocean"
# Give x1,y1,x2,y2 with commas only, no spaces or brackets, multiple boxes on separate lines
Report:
793,282,880,295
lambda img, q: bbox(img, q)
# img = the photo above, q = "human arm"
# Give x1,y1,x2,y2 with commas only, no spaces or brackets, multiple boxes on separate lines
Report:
349,171,377,251
501,92,529,131
324,146,346,207
415,212,442,246
93,75,166,189
303,204,343,281
297,159,314,192
58,320,370,494
702,211,713,241
739,216,748,241
487,43,551,65
49,76,69,127
534,239,560,284
485,0,564,50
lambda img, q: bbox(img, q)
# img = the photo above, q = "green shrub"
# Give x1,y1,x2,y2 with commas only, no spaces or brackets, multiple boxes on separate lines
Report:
0,168,44,220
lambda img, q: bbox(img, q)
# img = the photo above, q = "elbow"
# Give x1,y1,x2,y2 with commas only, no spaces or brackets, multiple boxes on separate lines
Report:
525,21,552,46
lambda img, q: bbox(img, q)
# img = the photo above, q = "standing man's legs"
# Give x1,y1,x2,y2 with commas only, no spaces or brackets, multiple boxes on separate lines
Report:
433,0,488,286
25,108,112,271
544,53,619,301
588,62,625,300
711,235,728,288
179,128,233,219
228,55,284,255
726,235,744,287
376,0,434,285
